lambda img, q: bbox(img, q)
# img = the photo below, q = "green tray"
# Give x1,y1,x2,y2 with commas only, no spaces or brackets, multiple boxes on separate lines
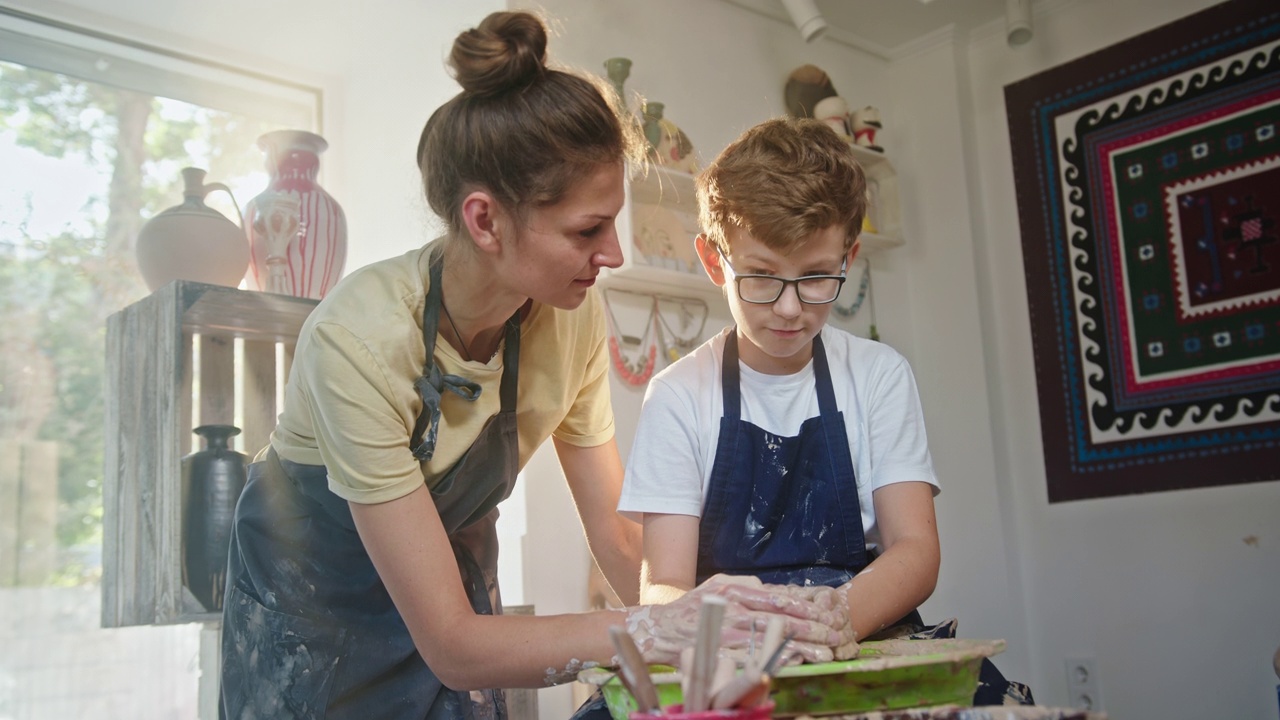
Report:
578,638,1006,720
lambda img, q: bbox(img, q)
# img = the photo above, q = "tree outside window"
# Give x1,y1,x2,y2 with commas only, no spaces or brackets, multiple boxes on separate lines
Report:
0,13,318,716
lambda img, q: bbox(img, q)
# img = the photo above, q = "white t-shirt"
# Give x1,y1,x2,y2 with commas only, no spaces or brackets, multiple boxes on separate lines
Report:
618,325,938,548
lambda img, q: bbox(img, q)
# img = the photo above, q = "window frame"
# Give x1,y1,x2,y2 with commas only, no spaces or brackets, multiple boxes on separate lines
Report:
0,5,323,133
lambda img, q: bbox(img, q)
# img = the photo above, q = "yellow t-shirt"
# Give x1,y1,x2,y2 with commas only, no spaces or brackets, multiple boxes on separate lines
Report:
270,242,615,504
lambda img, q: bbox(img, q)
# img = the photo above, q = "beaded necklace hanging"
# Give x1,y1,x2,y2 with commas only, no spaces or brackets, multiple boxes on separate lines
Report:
866,263,880,342
654,295,709,363
603,288,658,386
830,259,879,341
831,259,870,319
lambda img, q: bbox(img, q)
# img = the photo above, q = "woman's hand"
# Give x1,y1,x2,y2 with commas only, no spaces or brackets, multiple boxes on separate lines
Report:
624,574,851,665
781,583,858,662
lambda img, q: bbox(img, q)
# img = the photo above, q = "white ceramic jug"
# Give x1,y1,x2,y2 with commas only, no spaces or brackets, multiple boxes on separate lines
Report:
134,167,249,292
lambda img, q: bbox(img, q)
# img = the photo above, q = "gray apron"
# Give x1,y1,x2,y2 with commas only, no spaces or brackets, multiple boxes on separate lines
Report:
220,243,521,719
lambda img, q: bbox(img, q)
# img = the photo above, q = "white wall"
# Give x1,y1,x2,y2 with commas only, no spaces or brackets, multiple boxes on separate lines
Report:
955,1,1280,717
883,34,1032,682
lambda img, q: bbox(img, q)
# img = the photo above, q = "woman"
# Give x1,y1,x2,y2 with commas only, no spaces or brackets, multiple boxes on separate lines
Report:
219,11,851,720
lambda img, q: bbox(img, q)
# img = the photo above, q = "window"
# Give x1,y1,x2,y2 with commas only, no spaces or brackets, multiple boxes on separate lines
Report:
0,7,320,717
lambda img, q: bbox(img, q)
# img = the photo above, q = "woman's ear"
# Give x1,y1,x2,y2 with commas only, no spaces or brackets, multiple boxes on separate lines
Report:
460,190,509,255
695,235,727,287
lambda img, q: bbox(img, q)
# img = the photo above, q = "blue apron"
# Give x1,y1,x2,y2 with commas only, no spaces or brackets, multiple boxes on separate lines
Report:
696,330,876,589
220,244,521,720
691,330,1031,707
571,330,1033,720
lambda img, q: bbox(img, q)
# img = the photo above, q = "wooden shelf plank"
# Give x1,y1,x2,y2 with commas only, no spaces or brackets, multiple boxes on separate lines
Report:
103,281,317,627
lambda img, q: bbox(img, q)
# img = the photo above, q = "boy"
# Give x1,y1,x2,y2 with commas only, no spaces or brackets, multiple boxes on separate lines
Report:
618,116,941,650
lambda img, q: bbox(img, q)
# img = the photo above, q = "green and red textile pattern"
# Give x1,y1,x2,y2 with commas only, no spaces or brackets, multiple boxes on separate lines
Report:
1005,0,1280,501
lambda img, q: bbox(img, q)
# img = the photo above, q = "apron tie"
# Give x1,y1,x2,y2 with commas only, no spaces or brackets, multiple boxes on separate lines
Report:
411,365,482,462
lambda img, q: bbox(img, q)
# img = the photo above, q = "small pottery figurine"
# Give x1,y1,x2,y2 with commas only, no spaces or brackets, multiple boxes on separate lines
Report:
604,57,632,104
784,64,838,119
642,101,665,151
813,95,852,140
134,167,249,291
851,106,884,152
642,101,699,175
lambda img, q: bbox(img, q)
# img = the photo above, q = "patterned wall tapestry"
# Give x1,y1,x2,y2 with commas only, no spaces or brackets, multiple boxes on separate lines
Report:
1005,0,1280,502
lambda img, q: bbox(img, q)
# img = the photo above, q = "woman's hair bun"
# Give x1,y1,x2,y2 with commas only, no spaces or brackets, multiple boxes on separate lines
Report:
449,11,548,96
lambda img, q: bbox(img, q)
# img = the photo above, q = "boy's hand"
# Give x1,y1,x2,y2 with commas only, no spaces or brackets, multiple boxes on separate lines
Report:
770,583,859,660
623,574,850,666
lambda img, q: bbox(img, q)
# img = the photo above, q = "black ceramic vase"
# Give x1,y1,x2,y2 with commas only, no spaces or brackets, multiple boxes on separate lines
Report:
182,424,248,613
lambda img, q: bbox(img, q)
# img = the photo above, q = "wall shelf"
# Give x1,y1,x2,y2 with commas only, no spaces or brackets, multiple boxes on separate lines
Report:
849,144,905,254
604,143,904,297
603,165,717,296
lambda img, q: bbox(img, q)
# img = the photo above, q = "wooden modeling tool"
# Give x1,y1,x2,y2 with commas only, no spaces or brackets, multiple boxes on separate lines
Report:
754,615,786,673
710,669,767,710
684,595,728,712
711,629,792,710
709,655,736,702
609,626,661,713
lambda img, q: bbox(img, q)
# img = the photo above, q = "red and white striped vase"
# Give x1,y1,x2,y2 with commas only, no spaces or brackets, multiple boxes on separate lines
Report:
243,129,347,299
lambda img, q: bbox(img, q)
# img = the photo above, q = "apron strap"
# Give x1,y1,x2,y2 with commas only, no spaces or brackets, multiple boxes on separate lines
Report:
722,330,743,421
811,333,839,417
409,244,521,461
723,330,837,418
498,311,520,412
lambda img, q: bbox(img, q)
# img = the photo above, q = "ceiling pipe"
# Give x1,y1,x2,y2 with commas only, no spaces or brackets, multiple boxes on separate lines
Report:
781,0,828,43
1006,0,1033,46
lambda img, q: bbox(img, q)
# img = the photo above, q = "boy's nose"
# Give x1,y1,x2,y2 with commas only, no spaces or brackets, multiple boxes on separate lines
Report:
772,282,803,317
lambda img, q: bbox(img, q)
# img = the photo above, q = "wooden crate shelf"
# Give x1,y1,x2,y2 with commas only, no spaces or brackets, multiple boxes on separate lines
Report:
102,280,317,627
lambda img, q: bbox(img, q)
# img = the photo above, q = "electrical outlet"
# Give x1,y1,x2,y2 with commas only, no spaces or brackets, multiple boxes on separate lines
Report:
1065,657,1103,712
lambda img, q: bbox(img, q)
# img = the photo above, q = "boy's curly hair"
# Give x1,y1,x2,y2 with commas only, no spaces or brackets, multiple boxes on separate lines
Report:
697,117,866,257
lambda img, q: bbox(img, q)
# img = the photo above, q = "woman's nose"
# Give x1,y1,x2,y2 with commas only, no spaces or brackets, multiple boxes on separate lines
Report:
594,224,624,269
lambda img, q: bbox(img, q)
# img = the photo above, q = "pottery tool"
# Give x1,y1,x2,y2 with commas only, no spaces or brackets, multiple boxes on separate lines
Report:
709,668,769,711
709,654,736,700
760,632,793,675
684,594,727,712
710,630,794,711
608,626,661,713
751,615,786,673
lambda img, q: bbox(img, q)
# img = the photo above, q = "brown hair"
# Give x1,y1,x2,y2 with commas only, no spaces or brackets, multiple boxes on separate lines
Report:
696,117,866,257
418,11,644,236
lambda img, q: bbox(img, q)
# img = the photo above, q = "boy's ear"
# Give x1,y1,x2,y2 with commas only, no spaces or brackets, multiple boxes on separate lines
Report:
695,234,727,287
847,237,861,267
461,190,508,255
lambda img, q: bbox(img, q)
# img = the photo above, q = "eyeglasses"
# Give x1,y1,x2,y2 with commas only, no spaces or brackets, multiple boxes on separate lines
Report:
719,254,848,305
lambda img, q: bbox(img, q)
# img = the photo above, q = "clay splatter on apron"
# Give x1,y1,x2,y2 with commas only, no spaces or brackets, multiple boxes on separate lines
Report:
697,332,867,588
220,245,522,720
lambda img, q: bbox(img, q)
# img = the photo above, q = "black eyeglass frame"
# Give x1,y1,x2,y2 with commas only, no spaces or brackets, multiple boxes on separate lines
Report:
719,254,849,305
